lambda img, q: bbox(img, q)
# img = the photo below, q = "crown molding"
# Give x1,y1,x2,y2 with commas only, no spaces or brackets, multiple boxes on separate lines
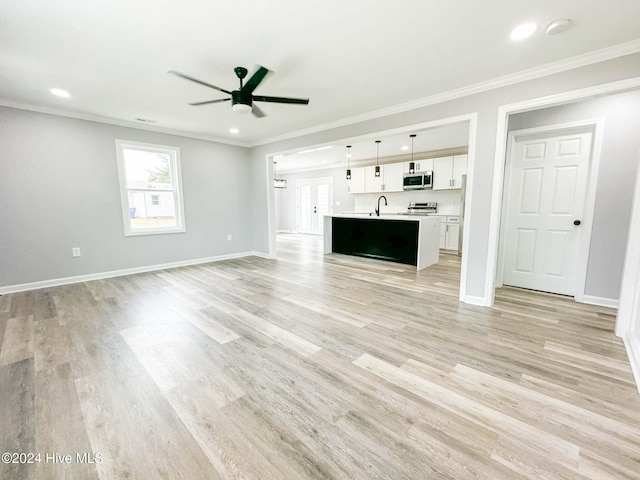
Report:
2,39,639,150
0,100,250,148
250,39,640,147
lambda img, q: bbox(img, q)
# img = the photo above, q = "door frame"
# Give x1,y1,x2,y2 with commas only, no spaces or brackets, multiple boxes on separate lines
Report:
495,120,604,302
295,176,334,235
485,76,640,307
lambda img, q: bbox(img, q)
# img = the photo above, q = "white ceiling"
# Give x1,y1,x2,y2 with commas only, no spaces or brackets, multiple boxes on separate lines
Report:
1,1,639,145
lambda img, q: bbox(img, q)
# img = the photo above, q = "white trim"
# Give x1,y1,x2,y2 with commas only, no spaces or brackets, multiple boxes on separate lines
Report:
250,250,276,260
0,251,270,295
252,40,640,147
276,229,298,234
266,156,278,259
495,120,604,302
1,40,639,150
458,112,477,303
623,336,640,395
463,295,486,307
115,139,186,236
485,76,640,307
616,150,640,337
582,296,620,309
0,100,248,147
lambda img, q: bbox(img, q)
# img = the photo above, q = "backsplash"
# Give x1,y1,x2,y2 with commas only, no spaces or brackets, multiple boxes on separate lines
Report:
352,189,462,215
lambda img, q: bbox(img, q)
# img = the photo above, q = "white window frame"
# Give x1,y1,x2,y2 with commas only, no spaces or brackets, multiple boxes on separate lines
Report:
115,139,186,236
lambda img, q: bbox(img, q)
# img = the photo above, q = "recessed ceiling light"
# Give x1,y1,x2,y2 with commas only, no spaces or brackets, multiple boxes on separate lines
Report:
510,22,537,41
50,88,70,98
229,128,239,134
401,145,409,151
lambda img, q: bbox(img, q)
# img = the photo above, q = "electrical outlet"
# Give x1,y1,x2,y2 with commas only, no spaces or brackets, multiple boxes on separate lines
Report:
335,200,341,207
72,247,81,258
227,234,232,241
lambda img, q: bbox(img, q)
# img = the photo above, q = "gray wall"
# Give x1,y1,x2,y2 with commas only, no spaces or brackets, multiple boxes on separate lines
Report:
250,53,640,301
508,90,640,301
275,166,354,231
0,107,252,288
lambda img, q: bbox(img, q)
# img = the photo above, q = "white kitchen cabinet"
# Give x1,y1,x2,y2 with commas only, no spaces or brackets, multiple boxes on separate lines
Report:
364,166,383,192
433,156,454,190
404,158,434,173
362,163,404,193
445,223,460,250
347,166,366,193
452,155,468,189
383,162,405,192
433,155,467,190
438,215,460,251
439,221,447,249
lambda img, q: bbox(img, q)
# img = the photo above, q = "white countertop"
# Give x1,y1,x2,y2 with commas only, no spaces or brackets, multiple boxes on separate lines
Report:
327,213,440,222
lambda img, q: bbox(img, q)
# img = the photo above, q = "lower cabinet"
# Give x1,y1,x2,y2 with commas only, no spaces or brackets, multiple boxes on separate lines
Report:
438,216,460,251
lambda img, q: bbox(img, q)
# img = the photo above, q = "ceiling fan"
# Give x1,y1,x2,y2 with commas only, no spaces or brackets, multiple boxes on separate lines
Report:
168,66,309,118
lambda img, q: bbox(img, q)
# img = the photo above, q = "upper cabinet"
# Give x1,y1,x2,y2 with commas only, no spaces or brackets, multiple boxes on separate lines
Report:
433,155,467,190
383,163,405,192
348,154,467,193
348,163,404,194
347,166,366,193
403,158,434,174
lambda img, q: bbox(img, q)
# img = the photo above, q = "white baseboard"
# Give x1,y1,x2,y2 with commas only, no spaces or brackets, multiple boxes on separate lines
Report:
582,295,619,309
249,251,276,260
276,229,297,234
0,251,271,295
463,295,487,307
623,336,640,395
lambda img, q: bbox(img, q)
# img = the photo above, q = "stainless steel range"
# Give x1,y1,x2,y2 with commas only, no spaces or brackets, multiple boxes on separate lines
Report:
406,202,437,215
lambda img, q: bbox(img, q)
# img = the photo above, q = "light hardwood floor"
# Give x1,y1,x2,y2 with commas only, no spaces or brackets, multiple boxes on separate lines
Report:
1,233,639,479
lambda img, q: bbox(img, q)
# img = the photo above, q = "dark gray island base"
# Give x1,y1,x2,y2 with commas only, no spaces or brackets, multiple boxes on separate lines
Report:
323,214,441,270
331,217,419,265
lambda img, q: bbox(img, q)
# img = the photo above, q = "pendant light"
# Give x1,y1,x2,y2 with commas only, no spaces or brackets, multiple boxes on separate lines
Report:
408,134,416,174
375,140,381,177
273,161,287,188
346,145,352,180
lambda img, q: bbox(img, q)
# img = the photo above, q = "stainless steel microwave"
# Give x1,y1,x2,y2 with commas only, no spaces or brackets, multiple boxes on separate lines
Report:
403,171,433,190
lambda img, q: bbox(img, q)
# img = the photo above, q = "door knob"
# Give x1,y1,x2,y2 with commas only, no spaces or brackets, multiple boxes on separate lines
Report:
573,220,581,226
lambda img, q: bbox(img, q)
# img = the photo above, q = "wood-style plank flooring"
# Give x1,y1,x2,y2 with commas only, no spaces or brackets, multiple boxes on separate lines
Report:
1,233,639,479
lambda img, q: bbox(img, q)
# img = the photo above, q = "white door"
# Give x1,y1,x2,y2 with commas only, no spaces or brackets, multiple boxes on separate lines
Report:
502,130,592,295
296,178,333,235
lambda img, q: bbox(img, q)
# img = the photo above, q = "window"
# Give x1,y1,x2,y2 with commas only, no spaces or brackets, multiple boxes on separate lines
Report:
115,140,186,236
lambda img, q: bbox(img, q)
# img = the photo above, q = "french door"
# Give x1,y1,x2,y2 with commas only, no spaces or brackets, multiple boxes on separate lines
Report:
296,177,333,235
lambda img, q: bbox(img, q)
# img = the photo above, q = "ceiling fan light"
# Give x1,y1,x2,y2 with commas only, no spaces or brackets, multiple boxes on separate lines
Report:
232,103,252,114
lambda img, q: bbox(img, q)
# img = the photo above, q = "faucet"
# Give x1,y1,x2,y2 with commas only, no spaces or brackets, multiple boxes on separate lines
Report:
375,195,388,216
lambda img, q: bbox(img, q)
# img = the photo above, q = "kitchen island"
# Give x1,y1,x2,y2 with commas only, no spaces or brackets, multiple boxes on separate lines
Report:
323,214,441,270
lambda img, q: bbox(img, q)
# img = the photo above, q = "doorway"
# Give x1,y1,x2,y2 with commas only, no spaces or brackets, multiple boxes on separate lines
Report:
498,126,594,296
296,177,333,235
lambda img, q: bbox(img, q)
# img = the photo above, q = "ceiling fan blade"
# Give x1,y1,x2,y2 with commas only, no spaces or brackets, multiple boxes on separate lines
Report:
242,66,270,94
188,98,231,106
253,95,309,105
252,104,266,118
168,70,232,95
